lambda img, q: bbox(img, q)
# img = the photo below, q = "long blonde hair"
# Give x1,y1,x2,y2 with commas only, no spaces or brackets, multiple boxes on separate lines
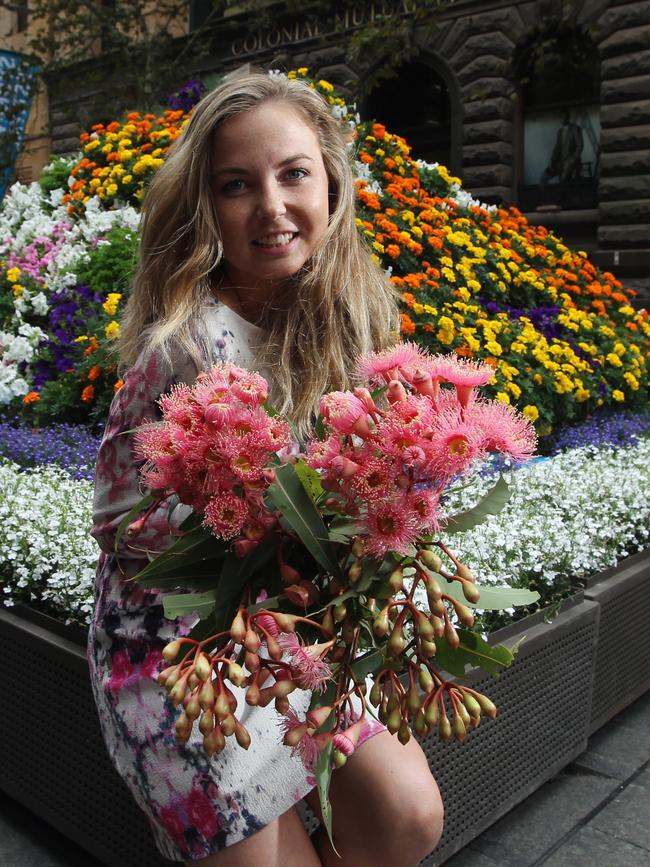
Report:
120,71,399,432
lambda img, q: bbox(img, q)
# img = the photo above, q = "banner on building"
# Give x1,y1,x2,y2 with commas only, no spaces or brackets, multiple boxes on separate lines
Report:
0,50,40,200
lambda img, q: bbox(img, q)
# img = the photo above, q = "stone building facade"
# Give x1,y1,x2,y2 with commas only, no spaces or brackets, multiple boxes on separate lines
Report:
7,0,650,304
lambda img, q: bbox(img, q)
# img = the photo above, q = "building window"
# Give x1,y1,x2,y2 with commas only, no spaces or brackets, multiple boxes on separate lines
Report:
363,61,453,169
189,0,213,32
514,26,600,212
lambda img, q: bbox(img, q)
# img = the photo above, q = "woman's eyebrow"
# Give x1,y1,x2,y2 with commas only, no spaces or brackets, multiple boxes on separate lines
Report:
214,154,314,176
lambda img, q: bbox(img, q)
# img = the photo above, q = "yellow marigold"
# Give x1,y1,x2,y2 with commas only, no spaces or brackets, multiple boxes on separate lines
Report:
122,174,133,184
522,404,539,422
613,342,626,356
12,284,23,296
612,389,625,402
505,381,521,399
618,305,634,316
624,372,639,390
103,292,122,316
438,330,455,346
485,340,502,356
496,391,510,404
606,352,623,367
575,388,590,402
6,266,21,283
105,320,120,339
106,184,118,196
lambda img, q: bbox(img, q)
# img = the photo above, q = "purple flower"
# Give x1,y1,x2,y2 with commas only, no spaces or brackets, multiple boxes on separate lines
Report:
547,409,650,454
167,78,206,111
0,419,102,480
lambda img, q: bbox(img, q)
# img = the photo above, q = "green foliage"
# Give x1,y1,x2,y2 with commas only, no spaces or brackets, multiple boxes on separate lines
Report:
74,225,138,297
39,157,78,201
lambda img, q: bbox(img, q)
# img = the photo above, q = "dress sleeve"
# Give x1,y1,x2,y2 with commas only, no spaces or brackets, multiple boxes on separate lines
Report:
91,348,198,560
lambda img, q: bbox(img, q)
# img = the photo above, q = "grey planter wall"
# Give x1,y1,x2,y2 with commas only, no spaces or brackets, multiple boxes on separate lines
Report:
0,606,180,867
421,594,600,867
1,546,648,866
584,547,650,734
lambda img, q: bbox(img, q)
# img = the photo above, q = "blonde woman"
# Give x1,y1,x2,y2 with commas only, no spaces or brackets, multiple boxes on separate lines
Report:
88,71,444,867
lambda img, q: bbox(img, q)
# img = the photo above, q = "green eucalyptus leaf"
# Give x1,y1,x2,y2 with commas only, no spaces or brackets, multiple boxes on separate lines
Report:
315,740,338,855
267,463,342,577
294,459,325,502
434,632,514,677
440,578,540,611
350,648,384,679
162,589,218,620
444,474,512,533
114,492,154,555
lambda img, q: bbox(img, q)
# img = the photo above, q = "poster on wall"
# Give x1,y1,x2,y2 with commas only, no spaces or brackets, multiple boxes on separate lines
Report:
0,51,39,201
523,105,601,188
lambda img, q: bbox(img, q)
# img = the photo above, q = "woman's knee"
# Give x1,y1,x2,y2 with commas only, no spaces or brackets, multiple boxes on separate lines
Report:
374,768,444,863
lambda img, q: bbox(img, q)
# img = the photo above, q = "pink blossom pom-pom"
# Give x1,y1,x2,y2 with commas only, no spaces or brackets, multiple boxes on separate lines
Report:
427,410,485,479
356,342,425,384
426,354,495,408
203,491,248,539
320,392,371,437
278,633,333,692
229,370,269,406
360,499,419,558
470,399,538,462
280,709,320,771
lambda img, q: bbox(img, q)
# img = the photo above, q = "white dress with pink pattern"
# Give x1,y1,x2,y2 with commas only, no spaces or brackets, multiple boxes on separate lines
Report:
86,300,383,863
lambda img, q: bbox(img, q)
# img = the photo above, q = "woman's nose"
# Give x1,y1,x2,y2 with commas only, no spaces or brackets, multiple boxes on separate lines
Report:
256,183,286,220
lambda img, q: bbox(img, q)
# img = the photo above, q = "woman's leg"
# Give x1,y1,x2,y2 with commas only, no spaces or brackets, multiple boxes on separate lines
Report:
185,805,322,867
306,731,444,867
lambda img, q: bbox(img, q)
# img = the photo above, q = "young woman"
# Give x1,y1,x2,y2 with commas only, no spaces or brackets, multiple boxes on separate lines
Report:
88,71,444,867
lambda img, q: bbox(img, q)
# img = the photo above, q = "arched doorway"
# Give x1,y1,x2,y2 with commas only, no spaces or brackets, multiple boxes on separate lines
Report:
363,60,456,172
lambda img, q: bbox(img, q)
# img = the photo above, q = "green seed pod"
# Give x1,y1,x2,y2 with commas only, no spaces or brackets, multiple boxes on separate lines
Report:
406,685,421,716
332,749,348,768
220,714,236,737
438,712,452,742
444,619,460,649
333,602,348,623
185,696,201,721
373,608,390,637
457,701,471,728
425,698,439,727
352,537,365,558
387,707,402,735
234,720,251,750
452,599,475,627
194,653,212,682
162,640,182,664
462,693,482,720
419,550,443,573
418,666,435,693
415,610,434,641
188,672,200,691
461,579,481,605
175,711,192,743
388,626,406,657
457,563,475,583
430,597,446,618
245,650,260,673
414,708,428,737
169,677,188,707
341,618,356,645
275,696,290,715
378,701,388,724
198,678,215,711
214,692,231,721
388,567,404,593
199,710,215,736
230,610,247,643
227,662,246,687
348,559,363,583
431,614,446,638
203,724,225,757
475,692,497,719
244,628,261,653
421,639,437,657
386,693,400,714
398,719,411,745
452,713,467,743
369,681,383,706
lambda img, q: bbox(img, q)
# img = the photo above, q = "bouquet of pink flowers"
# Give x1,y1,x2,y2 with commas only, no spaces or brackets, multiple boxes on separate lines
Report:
125,344,539,839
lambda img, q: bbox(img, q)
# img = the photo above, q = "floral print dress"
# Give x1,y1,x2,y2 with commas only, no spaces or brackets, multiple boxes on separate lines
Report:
87,301,383,863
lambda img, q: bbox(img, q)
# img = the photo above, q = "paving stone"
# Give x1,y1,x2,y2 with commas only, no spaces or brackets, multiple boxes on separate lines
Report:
541,826,650,867
459,768,619,867
0,793,102,867
443,844,502,867
588,766,650,852
573,712,650,780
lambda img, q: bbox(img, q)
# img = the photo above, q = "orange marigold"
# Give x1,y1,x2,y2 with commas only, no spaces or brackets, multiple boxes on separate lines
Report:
81,385,95,403
22,391,40,405
400,313,416,335
114,378,124,393
88,364,102,381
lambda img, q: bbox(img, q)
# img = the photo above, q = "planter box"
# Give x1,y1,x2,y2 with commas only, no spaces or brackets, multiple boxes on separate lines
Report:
421,594,600,866
584,547,650,734
0,605,180,867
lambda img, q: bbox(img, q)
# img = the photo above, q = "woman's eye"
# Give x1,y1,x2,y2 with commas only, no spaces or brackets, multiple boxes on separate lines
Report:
222,179,246,194
285,167,308,181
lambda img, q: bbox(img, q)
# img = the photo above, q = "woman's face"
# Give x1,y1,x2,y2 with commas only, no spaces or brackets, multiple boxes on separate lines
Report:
211,100,331,297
